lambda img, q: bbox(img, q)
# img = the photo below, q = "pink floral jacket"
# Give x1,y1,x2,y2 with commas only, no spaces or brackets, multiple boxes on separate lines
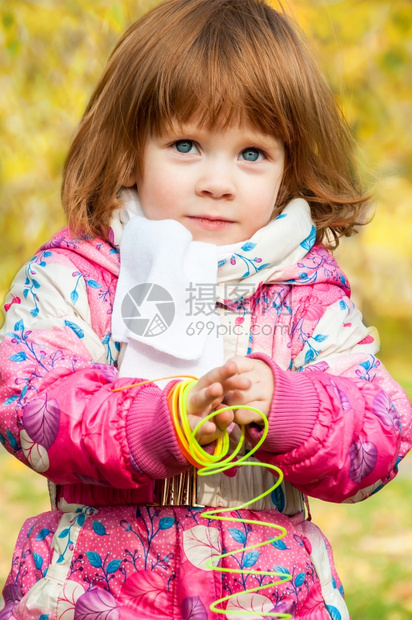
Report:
0,227,410,620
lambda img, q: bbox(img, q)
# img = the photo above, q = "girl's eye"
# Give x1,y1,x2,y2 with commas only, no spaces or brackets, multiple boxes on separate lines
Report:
240,148,264,162
174,140,197,154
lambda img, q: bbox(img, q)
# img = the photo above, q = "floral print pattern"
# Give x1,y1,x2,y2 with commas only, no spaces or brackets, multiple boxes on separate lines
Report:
1,507,341,620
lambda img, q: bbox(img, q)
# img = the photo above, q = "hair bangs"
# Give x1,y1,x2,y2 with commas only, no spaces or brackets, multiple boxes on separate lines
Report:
143,2,290,141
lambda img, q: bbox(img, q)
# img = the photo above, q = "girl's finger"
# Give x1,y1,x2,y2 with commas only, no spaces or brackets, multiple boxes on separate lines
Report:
196,360,238,392
233,407,264,426
227,356,254,373
221,374,252,392
224,388,248,407
213,407,234,430
187,382,223,413
190,417,216,436
193,419,223,445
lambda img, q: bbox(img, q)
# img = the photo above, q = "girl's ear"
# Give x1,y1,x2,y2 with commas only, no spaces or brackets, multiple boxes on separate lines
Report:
122,172,137,187
122,161,139,187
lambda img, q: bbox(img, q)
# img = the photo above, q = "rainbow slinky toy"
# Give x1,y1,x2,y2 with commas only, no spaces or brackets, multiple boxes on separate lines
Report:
170,377,293,618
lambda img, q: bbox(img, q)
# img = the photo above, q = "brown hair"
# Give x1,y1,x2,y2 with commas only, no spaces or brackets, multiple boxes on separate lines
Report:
62,0,369,247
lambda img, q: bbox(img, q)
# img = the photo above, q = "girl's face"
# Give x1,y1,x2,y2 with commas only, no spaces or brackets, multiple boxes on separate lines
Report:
129,120,284,245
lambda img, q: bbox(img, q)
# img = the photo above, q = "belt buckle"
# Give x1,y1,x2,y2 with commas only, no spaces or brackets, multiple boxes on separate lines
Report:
152,467,204,507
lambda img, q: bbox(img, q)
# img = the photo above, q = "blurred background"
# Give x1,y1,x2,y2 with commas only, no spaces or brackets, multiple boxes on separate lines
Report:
0,0,411,617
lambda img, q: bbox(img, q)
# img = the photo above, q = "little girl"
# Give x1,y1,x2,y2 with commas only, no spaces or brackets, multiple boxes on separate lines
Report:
1,0,411,618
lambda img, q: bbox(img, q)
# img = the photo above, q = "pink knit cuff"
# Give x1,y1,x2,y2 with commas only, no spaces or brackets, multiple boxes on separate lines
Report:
126,381,192,479
246,353,319,454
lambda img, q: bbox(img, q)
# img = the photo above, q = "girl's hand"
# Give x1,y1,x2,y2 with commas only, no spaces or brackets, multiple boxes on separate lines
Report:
185,360,252,445
223,356,275,425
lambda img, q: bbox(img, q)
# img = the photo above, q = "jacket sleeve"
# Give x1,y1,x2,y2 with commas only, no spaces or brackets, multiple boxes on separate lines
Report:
0,255,191,488
246,291,412,503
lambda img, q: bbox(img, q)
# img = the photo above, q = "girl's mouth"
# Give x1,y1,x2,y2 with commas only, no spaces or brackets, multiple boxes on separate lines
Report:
187,216,234,231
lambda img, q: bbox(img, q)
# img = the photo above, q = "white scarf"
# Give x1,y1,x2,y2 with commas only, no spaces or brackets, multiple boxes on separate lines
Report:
111,189,315,382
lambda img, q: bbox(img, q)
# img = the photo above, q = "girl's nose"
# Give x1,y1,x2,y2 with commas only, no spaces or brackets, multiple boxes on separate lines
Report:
195,161,236,199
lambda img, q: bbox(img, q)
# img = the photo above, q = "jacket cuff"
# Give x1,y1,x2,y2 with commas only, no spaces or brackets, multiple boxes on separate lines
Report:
247,352,319,453
126,381,192,479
